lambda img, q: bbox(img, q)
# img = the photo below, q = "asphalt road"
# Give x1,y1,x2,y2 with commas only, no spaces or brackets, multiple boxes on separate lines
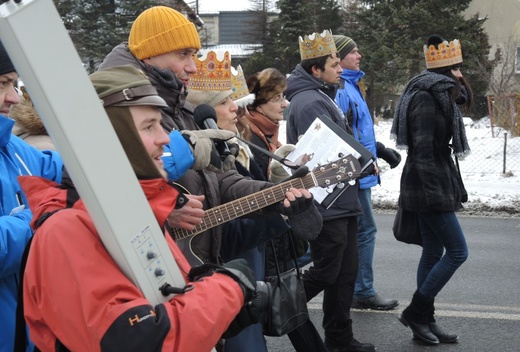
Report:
266,214,520,352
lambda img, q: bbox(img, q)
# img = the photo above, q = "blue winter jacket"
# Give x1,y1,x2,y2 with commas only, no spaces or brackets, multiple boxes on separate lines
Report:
0,114,63,352
336,69,379,189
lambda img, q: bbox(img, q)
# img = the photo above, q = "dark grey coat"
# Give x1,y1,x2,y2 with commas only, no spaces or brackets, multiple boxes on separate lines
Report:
398,90,467,212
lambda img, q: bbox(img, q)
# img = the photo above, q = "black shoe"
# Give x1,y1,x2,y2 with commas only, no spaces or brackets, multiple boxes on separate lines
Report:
398,314,439,345
327,338,376,352
414,322,458,343
352,294,399,310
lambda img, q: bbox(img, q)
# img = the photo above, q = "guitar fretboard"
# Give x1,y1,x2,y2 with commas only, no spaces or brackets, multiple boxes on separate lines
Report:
172,174,316,240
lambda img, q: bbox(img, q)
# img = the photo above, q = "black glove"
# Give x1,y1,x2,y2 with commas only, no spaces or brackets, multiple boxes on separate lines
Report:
377,141,402,168
188,259,255,301
286,197,323,241
222,281,270,338
280,192,313,217
220,260,270,338
187,259,270,338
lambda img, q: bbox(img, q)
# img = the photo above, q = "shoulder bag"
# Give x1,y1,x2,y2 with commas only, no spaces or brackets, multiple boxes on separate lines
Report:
392,207,422,246
263,234,309,336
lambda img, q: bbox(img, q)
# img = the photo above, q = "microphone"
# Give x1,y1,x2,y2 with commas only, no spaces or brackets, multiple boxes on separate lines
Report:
194,104,220,130
193,104,231,160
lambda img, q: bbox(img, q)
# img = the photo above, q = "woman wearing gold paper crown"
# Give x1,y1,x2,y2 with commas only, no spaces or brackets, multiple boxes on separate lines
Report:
187,50,323,352
391,35,472,345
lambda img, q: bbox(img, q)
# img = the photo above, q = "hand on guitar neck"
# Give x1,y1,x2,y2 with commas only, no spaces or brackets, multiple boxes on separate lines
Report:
171,155,362,265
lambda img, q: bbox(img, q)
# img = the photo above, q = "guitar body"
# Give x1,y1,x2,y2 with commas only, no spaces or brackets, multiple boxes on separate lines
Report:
176,235,206,266
172,156,362,266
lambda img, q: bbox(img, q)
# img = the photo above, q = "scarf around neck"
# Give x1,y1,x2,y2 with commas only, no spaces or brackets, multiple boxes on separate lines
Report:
247,110,282,153
390,70,470,158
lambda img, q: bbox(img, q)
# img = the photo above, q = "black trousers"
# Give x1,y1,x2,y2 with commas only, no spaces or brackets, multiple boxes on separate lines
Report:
301,216,359,348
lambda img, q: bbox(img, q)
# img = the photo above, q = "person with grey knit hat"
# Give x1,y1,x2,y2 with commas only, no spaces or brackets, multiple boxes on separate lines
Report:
22,65,269,352
391,34,472,345
333,34,400,312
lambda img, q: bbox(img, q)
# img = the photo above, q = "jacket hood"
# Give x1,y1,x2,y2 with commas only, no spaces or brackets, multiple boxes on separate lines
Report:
99,42,188,132
285,64,337,101
339,69,365,84
10,98,47,136
18,176,180,231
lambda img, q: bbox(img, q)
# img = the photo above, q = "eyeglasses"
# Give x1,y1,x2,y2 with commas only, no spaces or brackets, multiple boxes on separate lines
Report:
269,94,286,104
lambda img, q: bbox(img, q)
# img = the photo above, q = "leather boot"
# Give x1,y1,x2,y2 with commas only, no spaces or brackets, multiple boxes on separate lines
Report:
398,291,439,345
429,321,459,343
422,301,459,343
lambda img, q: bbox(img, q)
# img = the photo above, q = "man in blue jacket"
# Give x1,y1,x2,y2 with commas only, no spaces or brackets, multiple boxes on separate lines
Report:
0,41,63,352
334,35,401,311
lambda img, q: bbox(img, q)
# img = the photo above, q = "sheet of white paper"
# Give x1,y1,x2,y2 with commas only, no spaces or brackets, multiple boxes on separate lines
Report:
283,118,361,203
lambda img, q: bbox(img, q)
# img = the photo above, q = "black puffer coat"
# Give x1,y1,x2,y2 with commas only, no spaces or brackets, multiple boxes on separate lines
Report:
398,90,467,212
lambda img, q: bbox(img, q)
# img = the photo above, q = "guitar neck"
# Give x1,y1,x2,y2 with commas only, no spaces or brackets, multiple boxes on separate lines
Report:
171,173,317,241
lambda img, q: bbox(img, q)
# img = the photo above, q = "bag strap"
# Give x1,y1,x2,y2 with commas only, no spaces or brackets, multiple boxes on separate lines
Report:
269,233,302,282
269,240,282,281
287,233,302,279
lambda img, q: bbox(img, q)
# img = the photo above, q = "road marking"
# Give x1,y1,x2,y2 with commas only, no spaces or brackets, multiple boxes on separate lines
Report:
307,301,520,321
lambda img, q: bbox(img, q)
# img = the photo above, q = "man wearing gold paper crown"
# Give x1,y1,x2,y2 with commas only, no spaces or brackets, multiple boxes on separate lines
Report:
391,35,472,345
284,30,376,352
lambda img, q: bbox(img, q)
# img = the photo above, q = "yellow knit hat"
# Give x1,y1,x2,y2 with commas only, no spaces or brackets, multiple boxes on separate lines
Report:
128,6,201,60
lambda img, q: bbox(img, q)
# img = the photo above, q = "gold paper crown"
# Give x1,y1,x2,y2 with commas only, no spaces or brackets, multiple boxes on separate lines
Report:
230,65,255,107
423,39,463,69
189,50,232,91
299,30,337,60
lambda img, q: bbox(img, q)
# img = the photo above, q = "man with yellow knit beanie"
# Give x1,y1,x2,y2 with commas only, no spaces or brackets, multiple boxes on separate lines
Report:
99,7,317,283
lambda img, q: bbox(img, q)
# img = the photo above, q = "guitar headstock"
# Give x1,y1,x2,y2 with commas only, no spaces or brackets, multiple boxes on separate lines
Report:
312,155,362,188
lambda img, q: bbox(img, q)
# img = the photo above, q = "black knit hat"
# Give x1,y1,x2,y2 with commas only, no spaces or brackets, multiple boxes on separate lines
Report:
0,41,16,76
333,35,357,60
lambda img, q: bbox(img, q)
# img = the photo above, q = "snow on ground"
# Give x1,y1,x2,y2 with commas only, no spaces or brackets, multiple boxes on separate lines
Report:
280,118,520,217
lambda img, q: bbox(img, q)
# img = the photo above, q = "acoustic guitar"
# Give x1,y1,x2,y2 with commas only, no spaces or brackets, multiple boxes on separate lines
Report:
173,155,362,265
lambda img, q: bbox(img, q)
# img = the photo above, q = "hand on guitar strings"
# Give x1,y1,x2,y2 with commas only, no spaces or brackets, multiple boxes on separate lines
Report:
167,194,205,231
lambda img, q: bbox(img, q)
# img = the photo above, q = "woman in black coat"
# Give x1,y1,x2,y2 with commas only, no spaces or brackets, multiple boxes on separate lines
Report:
391,35,472,345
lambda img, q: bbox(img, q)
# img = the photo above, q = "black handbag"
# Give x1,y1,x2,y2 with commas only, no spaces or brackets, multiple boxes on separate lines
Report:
263,235,309,336
392,207,422,246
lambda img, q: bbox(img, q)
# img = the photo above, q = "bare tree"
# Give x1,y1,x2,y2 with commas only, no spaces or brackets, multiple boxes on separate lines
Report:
477,37,520,96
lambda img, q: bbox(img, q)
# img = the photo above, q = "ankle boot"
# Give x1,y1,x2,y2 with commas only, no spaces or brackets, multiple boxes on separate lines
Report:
398,292,439,345
429,321,459,343
412,298,459,343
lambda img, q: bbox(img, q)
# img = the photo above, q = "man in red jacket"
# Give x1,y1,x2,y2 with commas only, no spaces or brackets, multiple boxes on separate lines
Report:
21,65,272,352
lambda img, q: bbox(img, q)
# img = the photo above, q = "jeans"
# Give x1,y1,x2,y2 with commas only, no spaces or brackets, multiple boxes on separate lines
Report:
417,211,469,298
224,244,267,352
302,216,359,347
354,188,377,298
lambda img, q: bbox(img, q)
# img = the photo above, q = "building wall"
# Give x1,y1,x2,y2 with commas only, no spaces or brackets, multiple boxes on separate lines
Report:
466,0,520,53
466,0,520,95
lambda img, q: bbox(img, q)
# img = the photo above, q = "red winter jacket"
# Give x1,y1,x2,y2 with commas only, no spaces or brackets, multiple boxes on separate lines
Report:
19,176,243,352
